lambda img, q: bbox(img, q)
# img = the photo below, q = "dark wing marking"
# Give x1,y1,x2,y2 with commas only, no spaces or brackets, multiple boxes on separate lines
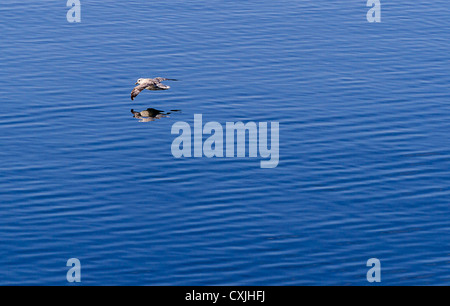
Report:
131,83,150,100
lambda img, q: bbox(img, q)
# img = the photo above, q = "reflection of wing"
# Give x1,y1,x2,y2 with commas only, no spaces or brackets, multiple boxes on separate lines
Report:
131,83,149,100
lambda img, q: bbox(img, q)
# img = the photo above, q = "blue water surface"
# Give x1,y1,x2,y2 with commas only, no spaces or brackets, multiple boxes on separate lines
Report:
0,0,449,285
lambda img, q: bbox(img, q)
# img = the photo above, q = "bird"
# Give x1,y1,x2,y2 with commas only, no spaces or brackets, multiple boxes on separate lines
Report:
131,77,177,100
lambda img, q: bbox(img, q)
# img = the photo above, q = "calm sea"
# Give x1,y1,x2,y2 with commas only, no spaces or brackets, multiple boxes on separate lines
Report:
0,0,449,285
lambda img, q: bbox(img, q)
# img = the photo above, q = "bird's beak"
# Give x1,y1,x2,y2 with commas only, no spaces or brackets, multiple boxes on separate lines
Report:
135,82,139,85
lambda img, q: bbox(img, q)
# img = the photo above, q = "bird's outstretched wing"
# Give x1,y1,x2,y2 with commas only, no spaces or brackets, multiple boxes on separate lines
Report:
154,77,178,83
131,83,150,100
155,83,170,90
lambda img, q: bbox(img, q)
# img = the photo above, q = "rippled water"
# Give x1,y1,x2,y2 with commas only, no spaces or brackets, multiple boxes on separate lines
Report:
0,1,449,285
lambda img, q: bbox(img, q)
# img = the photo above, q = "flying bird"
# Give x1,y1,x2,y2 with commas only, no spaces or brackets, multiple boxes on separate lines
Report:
131,77,177,100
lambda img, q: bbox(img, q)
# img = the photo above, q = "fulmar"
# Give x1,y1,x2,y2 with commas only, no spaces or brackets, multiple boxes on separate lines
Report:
131,77,177,100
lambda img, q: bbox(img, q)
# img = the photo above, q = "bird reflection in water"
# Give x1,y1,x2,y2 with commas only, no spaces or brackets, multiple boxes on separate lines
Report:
131,108,181,122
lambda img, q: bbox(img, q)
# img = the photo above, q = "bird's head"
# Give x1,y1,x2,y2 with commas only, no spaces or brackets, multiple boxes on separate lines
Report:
135,78,143,85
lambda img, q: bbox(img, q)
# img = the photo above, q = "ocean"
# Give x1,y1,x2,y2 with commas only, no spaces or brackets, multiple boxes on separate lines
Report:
0,0,449,285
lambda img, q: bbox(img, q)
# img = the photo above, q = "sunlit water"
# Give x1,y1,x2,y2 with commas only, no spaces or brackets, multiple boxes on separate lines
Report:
0,1,449,285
